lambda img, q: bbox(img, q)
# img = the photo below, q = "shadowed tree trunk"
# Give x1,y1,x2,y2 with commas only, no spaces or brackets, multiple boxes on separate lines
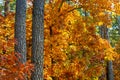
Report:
31,0,44,80
14,0,27,63
99,26,114,80
4,0,10,16
100,26,109,40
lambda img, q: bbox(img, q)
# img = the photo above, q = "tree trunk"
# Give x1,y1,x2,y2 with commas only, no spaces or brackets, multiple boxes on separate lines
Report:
99,26,114,80
31,0,44,80
4,0,10,16
107,61,114,80
14,0,27,63
99,26,109,40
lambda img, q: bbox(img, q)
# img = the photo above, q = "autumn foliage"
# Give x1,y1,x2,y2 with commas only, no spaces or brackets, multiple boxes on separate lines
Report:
43,1,119,80
0,0,120,80
0,13,33,79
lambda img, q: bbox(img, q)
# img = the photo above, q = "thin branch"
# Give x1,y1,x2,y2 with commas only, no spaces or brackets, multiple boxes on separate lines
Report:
58,0,64,12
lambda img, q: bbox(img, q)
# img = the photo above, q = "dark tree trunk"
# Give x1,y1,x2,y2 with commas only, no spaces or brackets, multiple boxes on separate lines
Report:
99,26,109,40
31,0,44,80
99,26,114,80
107,61,114,80
14,0,27,63
4,0,10,16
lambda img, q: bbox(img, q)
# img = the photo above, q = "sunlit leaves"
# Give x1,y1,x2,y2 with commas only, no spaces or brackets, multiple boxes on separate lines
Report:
0,9,33,80
43,0,120,79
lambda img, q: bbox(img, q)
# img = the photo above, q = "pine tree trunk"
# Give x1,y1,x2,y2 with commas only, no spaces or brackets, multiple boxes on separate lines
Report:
31,0,44,80
14,0,27,63
99,26,114,80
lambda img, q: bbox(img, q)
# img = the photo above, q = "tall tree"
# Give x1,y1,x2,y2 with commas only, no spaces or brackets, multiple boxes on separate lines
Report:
99,26,114,80
14,0,27,63
31,0,44,80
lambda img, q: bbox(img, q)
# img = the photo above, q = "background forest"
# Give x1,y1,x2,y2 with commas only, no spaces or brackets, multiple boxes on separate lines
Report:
0,0,120,80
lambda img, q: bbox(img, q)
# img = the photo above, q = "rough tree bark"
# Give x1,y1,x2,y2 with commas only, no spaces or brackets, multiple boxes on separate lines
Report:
14,0,27,63
99,26,114,80
31,0,44,80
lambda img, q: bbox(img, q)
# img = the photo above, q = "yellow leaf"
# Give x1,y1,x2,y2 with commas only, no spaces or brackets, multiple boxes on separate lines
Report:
98,22,103,26
107,24,112,28
93,77,98,80
98,12,105,16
